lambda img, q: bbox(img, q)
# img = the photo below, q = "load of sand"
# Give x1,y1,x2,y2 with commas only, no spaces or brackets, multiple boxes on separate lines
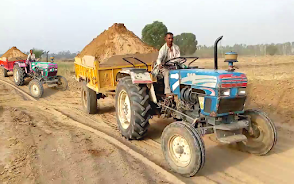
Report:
0,46,27,61
77,23,158,65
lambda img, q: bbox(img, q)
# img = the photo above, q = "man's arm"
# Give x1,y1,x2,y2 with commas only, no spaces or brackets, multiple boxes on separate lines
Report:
156,45,166,67
27,53,31,60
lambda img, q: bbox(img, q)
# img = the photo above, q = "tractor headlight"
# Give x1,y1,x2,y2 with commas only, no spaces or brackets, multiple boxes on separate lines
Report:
238,88,246,95
220,88,230,96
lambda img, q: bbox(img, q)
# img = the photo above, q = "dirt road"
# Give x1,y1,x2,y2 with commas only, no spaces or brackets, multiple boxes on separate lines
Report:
1,65,294,184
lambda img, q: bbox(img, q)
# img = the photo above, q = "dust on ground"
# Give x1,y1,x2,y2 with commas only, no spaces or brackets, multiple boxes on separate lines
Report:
0,84,169,184
2,56,294,183
77,23,158,63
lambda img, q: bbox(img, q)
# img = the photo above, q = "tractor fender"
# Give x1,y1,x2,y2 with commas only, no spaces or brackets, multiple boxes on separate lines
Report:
14,61,26,68
116,69,157,103
116,69,153,84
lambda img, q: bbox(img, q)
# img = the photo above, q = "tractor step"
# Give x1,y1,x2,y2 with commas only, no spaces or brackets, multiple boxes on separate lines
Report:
217,134,247,144
215,120,249,131
47,83,58,87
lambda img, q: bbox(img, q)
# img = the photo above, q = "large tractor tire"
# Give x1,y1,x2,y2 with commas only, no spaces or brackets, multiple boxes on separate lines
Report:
3,68,8,77
13,65,25,86
115,77,151,140
237,109,277,155
161,121,205,177
28,79,44,98
81,82,97,114
56,76,68,91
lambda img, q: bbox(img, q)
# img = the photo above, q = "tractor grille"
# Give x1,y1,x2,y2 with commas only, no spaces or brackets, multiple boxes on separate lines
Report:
48,71,57,77
217,97,246,114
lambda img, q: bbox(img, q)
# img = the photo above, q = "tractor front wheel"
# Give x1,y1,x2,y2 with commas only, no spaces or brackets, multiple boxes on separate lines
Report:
115,77,151,140
29,79,44,98
161,122,205,177
3,68,8,77
56,76,68,91
81,82,97,114
13,65,25,86
237,109,277,155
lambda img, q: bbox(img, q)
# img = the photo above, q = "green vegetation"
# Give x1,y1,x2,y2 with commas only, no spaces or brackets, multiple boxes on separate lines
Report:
142,21,198,54
55,61,75,76
266,45,278,56
174,33,197,55
32,48,44,59
142,21,167,49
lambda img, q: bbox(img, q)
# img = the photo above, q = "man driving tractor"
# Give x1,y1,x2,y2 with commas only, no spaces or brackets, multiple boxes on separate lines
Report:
153,32,181,97
26,49,36,72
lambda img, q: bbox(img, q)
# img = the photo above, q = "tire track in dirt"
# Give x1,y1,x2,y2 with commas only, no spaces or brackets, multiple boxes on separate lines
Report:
3,73,294,183
0,78,186,184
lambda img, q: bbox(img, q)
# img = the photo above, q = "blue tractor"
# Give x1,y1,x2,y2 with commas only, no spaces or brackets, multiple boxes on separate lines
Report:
115,36,277,177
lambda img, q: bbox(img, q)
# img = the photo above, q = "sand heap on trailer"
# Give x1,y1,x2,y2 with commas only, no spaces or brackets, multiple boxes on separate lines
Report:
77,23,158,64
0,46,27,61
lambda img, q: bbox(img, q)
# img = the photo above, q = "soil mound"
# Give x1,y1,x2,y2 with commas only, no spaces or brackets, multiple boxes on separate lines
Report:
77,23,158,63
1,46,27,61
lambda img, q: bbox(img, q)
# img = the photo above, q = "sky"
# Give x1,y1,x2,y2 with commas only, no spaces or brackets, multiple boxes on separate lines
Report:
0,0,293,54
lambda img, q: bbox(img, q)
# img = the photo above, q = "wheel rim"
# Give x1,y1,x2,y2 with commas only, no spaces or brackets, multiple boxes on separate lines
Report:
82,88,87,108
169,134,191,167
31,84,39,96
242,116,266,146
118,89,131,129
14,70,19,82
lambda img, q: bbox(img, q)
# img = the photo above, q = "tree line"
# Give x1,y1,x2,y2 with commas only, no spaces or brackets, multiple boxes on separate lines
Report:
9,21,292,60
142,21,294,57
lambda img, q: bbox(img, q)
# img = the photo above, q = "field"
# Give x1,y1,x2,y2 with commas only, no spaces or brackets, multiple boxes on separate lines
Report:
1,55,294,184
57,55,294,126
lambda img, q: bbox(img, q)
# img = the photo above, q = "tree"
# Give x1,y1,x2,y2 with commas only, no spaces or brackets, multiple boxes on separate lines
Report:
266,45,278,56
32,48,44,59
174,33,198,55
142,21,167,49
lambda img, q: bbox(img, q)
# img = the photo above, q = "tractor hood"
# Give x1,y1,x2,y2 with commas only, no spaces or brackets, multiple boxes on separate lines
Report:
172,69,248,89
32,62,58,69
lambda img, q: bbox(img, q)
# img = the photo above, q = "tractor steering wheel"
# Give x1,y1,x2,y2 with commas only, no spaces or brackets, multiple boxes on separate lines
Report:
164,57,187,69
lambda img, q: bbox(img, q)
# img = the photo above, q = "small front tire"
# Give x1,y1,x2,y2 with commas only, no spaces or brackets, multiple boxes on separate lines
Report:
237,109,277,155
29,79,44,98
56,76,68,91
161,122,205,177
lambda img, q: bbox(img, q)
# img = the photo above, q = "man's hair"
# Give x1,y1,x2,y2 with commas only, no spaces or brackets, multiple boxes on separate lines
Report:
165,32,173,37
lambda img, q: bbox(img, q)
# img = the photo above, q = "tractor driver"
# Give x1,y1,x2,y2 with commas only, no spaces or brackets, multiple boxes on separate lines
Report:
26,49,36,71
27,49,36,61
153,32,180,98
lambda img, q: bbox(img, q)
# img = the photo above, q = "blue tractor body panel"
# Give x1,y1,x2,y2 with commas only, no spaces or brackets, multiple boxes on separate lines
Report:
169,69,248,117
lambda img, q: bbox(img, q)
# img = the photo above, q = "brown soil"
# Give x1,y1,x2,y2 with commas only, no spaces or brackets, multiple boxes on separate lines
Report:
1,56,294,183
0,83,169,184
77,23,158,63
0,47,27,61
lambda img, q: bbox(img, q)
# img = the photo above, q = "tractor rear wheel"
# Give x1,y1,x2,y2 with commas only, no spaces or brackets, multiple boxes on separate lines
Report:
115,77,151,140
81,82,97,114
56,76,68,91
29,79,44,98
3,68,8,77
13,65,25,86
237,109,277,155
161,122,205,177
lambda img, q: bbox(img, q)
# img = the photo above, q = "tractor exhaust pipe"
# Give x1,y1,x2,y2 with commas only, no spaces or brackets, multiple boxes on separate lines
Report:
214,36,223,70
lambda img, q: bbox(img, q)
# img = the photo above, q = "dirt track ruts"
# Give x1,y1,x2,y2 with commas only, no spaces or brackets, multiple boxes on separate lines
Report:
2,71,294,184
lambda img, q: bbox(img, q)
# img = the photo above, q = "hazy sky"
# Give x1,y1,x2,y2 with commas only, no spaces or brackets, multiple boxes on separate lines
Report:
0,0,293,53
